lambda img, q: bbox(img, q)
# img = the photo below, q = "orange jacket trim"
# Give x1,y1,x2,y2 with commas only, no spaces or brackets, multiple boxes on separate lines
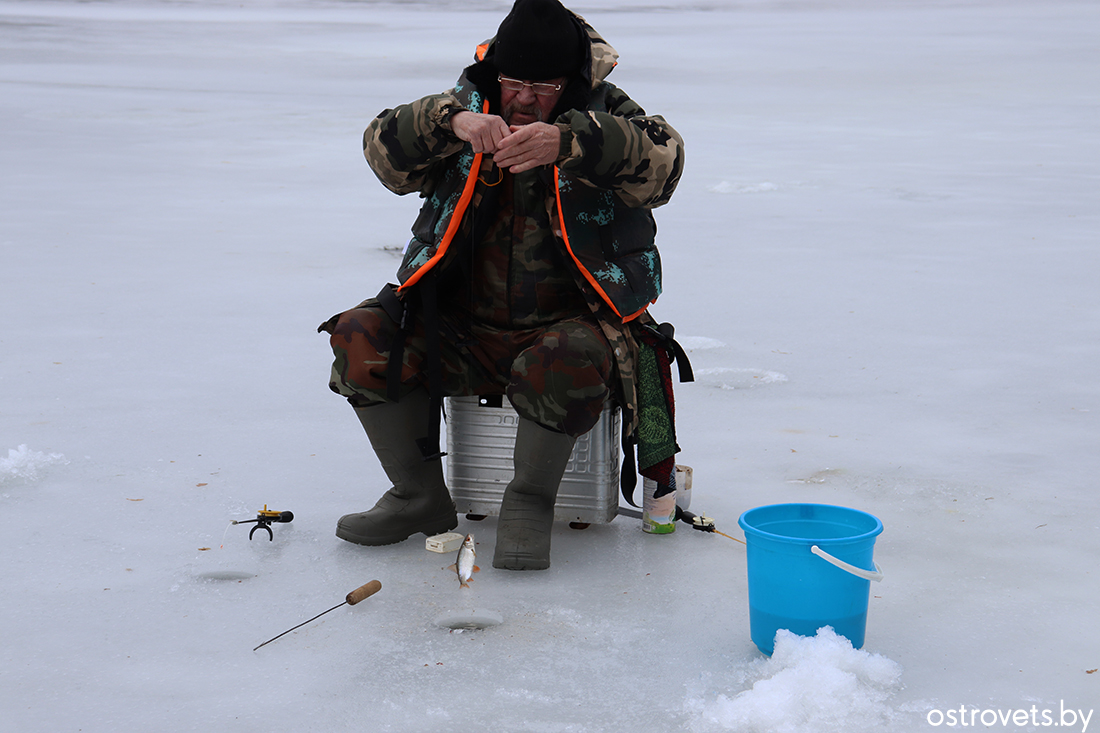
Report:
553,166,650,323
397,100,489,293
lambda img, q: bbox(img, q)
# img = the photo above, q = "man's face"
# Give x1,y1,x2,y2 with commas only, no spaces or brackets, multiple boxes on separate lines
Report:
500,76,567,126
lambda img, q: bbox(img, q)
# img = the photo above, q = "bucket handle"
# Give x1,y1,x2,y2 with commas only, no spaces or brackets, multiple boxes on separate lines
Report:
811,545,883,582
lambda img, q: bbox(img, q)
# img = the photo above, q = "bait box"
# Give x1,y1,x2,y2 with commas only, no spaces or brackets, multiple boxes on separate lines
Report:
445,396,621,525
425,532,466,554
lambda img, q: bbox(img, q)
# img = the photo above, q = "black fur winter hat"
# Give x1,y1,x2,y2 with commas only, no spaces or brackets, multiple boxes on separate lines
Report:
493,0,585,81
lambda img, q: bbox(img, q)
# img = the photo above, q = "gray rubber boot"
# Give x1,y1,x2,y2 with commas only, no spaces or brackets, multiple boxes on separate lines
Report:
492,418,577,570
335,391,457,546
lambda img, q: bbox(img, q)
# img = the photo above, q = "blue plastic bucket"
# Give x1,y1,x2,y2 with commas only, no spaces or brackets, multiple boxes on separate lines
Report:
738,503,883,655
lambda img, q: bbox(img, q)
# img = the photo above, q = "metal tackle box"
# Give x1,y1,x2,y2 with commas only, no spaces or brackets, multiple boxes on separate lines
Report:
444,395,621,525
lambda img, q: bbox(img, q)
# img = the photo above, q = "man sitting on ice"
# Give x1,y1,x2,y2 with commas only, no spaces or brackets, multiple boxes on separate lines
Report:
321,0,684,570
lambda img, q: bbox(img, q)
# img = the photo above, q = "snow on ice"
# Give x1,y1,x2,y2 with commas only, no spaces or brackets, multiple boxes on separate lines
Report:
687,628,905,733
0,445,68,484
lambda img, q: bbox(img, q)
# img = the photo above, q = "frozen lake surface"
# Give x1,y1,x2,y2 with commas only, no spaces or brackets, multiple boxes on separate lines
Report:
2,0,1098,730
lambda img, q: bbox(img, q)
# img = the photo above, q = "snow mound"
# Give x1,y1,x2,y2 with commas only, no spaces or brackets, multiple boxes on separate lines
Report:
0,444,68,483
696,366,788,389
709,181,780,194
688,628,904,733
678,336,726,350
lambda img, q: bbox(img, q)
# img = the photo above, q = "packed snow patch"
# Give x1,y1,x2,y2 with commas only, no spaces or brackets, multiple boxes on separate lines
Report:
687,628,904,733
678,336,726,350
709,181,780,194
0,445,68,483
696,367,788,389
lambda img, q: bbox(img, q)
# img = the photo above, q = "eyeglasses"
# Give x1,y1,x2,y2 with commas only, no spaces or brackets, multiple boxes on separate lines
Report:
497,74,563,97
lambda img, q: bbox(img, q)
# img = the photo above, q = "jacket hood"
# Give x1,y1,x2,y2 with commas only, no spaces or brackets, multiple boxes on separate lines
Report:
576,17,619,89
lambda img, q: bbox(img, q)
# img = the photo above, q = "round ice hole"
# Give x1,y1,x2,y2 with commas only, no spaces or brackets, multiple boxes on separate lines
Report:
197,570,255,581
433,609,503,631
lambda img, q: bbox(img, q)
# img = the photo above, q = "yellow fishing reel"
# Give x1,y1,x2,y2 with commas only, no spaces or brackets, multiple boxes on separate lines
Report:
234,504,294,541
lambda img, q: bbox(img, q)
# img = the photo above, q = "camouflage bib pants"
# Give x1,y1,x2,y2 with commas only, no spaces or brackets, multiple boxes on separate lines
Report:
326,300,614,439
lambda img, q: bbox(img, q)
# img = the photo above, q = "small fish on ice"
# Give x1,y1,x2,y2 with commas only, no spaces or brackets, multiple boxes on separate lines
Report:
446,534,480,588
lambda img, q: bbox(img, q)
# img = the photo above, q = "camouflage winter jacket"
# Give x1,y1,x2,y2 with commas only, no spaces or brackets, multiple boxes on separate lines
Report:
363,18,684,324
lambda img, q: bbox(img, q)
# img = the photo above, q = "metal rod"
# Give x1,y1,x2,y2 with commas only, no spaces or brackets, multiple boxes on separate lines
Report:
253,601,346,651
252,581,382,652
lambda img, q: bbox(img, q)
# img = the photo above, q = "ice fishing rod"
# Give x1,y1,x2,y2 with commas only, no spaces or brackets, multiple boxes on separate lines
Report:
233,505,294,541
254,580,382,651
677,508,746,544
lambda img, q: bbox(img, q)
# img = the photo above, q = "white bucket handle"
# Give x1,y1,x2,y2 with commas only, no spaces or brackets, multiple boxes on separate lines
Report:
811,545,883,582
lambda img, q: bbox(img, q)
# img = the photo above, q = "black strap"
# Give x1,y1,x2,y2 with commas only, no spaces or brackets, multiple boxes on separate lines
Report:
378,279,446,461
416,270,446,461
620,405,639,507
376,282,404,323
377,283,410,403
656,322,695,383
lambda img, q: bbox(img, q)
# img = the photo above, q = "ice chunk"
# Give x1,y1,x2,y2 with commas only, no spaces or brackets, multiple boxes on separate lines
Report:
0,445,68,483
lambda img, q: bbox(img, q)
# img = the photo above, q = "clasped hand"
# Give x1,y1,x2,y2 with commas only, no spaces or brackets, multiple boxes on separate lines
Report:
450,111,560,174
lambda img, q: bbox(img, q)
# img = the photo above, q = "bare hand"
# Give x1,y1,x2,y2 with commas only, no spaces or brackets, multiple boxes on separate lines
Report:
450,111,510,154
494,123,562,173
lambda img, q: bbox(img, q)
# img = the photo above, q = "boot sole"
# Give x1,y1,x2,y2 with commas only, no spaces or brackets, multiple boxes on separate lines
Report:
492,552,551,571
335,513,458,546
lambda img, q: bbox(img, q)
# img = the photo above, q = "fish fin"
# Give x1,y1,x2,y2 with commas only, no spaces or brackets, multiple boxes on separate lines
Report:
446,564,456,572
472,565,480,573
460,579,470,588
